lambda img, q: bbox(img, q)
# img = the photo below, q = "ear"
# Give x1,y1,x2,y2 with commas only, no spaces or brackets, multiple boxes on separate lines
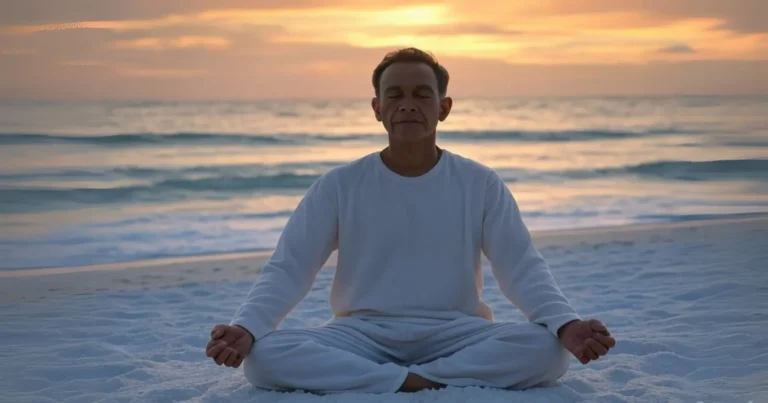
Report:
438,96,453,122
371,97,382,122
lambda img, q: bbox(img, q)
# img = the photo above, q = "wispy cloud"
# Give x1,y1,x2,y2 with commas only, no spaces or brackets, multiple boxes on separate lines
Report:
657,44,696,54
113,36,230,50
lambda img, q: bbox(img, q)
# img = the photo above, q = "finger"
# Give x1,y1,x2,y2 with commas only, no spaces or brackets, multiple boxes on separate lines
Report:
233,345,250,360
206,344,226,360
589,320,608,334
587,350,598,362
206,338,222,351
225,350,239,367
587,338,608,356
593,333,617,349
571,346,589,365
206,340,228,358
211,324,228,340
594,327,611,337
234,354,245,368
582,343,598,361
216,347,234,366
221,328,244,345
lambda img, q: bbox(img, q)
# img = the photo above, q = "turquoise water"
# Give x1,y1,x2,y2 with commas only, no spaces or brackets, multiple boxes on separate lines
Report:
1,96,766,270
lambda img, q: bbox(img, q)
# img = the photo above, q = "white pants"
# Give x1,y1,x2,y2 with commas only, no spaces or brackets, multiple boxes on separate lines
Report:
243,314,571,394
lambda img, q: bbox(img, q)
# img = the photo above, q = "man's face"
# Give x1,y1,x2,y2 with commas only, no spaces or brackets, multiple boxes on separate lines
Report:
372,62,452,142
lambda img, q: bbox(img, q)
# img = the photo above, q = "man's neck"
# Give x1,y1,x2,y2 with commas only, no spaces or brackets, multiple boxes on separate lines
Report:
381,136,442,178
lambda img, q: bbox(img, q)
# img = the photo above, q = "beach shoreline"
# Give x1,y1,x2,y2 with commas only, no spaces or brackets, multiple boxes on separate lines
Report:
2,214,766,305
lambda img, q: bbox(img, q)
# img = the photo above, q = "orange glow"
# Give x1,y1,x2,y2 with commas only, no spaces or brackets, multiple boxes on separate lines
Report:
1,1,766,99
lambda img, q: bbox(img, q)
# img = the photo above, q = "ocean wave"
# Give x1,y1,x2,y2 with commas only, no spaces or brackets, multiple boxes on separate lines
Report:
2,159,764,213
0,128,689,146
0,173,321,213
0,162,344,182
439,128,687,142
0,133,294,145
82,210,295,229
12,158,763,185
498,159,768,182
617,159,768,181
154,173,319,191
718,140,768,147
633,212,768,223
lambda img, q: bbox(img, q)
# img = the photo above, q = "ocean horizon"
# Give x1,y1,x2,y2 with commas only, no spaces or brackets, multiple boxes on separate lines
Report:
1,95,767,270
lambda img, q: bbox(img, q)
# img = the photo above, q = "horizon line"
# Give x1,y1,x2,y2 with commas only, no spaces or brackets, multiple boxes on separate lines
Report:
1,93,767,103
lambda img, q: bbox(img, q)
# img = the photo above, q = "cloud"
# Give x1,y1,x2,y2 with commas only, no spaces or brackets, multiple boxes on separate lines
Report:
644,0,768,33
113,36,231,50
1,1,766,99
657,44,696,54
3,3,765,65
412,23,525,37
0,0,417,24
3,0,767,35
441,56,768,97
3,36,766,101
526,0,768,33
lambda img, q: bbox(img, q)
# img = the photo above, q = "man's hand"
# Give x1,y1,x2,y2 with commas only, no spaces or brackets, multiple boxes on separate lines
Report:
557,319,616,365
205,324,254,368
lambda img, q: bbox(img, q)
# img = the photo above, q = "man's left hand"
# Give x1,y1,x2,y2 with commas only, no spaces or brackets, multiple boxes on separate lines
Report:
557,319,616,364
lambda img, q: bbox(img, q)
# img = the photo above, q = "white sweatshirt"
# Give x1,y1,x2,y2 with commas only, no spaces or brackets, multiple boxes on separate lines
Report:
230,149,581,340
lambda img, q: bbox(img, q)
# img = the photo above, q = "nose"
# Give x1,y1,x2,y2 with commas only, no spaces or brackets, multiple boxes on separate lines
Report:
398,105,417,112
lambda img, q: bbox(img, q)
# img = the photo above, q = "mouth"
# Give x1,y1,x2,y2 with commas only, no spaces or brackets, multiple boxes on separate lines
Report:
394,120,424,125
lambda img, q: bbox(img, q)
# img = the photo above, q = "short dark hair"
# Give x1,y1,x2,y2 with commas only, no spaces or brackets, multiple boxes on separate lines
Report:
372,47,449,98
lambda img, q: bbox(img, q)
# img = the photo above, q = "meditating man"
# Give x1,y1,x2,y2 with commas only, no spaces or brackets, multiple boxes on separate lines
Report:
205,47,617,394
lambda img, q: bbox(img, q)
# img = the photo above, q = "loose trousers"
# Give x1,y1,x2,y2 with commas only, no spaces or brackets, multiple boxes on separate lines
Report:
243,314,571,394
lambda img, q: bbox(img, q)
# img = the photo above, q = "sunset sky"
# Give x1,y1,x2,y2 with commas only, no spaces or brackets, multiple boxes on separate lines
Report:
1,0,766,100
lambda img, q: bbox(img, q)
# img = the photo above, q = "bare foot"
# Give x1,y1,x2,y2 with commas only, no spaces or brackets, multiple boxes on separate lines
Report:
398,373,445,393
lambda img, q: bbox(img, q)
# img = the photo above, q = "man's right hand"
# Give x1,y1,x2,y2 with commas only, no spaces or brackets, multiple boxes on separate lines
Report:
205,324,254,368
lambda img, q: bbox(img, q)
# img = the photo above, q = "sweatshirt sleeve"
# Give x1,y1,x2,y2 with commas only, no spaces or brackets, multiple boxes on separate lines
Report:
481,171,581,338
229,174,338,341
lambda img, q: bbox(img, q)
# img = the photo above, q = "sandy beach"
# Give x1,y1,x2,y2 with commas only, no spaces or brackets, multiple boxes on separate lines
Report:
1,215,767,402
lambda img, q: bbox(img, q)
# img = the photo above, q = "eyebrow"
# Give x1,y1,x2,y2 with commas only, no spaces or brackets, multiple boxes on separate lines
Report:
384,85,435,94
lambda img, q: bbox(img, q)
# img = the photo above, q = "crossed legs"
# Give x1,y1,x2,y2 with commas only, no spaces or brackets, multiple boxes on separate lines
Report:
243,316,570,394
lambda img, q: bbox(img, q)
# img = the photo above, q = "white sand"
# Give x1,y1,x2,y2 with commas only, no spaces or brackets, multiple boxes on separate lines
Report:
1,216,767,402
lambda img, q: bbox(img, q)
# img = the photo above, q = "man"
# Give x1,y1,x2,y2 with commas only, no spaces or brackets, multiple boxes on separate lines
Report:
205,47,616,394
